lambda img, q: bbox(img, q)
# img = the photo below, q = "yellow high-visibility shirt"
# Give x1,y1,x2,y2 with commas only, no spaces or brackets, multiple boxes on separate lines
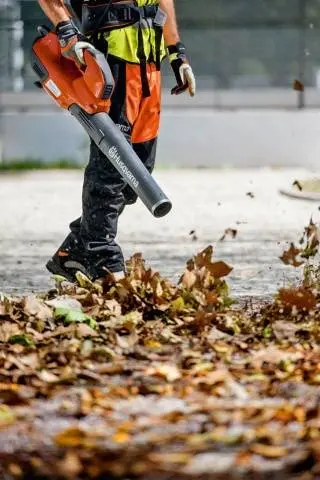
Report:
106,0,166,64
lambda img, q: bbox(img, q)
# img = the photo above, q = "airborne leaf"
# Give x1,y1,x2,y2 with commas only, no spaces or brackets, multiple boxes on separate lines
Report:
280,243,304,267
219,228,238,242
208,261,233,278
293,79,304,91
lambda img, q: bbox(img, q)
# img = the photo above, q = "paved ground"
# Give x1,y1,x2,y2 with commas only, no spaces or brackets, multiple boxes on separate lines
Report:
0,168,319,298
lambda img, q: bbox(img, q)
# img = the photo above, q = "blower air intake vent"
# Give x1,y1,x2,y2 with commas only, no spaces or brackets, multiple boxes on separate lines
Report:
33,62,44,78
31,53,49,81
102,84,114,100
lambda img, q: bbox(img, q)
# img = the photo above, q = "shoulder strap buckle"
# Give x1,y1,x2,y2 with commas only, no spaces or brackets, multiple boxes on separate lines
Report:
153,7,167,27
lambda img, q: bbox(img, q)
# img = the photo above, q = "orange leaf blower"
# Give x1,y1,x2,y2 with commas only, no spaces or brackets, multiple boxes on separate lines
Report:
31,26,172,218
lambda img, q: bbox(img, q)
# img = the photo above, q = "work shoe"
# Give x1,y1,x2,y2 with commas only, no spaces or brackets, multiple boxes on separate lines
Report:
46,233,125,283
46,250,125,283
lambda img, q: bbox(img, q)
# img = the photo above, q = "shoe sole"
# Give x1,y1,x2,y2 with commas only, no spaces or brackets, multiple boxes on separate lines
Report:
46,259,125,284
46,259,76,283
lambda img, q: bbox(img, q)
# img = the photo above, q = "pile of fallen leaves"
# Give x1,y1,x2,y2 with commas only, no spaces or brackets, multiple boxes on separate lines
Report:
0,232,319,479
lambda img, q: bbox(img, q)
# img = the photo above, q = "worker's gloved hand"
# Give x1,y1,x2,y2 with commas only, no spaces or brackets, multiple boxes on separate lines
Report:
56,20,95,66
168,42,196,97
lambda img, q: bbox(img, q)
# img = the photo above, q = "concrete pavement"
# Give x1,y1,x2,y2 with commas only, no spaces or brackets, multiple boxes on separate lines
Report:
0,168,319,297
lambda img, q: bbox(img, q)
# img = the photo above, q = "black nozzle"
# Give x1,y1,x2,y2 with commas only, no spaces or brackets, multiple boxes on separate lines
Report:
152,199,172,218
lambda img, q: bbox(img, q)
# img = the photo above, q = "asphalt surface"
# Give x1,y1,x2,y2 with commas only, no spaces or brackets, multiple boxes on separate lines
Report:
0,168,319,298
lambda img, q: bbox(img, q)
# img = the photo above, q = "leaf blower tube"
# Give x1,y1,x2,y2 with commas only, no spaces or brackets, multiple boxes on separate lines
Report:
69,105,171,217
31,28,172,218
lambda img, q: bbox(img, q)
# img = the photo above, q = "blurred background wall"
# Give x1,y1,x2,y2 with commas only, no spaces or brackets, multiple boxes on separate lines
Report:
1,0,320,166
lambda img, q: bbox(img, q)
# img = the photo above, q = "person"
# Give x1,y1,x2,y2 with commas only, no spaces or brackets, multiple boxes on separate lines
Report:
38,0,196,282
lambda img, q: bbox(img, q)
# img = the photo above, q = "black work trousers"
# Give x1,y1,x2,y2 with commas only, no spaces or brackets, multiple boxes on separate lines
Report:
62,55,161,273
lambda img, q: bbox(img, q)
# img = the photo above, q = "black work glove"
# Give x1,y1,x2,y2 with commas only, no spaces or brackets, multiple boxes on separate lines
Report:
56,20,95,67
168,42,196,96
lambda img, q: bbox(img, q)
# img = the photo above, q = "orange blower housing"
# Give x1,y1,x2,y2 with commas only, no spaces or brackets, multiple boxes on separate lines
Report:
31,28,114,114
30,26,172,219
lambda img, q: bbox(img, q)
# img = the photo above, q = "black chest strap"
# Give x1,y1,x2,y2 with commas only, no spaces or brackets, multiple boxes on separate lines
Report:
82,2,166,98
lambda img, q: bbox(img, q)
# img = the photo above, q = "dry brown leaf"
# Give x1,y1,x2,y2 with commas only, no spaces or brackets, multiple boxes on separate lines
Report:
293,79,304,91
42,325,77,339
105,299,122,316
272,321,300,341
75,323,99,338
144,338,162,349
0,384,34,405
251,346,303,367
206,292,219,305
194,245,214,269
46,296,82,310
300,218,320,259
207,326,231,344
208,261,233,278
37,370,60,383
192,289,206,306
149,452,192,464
0,321,21,342
0,405,16,429
280,243,304,267
180,269,197,289
55,427,90,448
147,364,181,382
184,452,235,474
250,444,288,458
116,331,138,349
278,287,317,311
57,451,82,478
7,464,23,477
24,295,52,321
18,353,39,369
107,311,142,330
226,379,249,400
112,431,131,443
193,369,229,386
160,328,183,344
219,228,238,242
